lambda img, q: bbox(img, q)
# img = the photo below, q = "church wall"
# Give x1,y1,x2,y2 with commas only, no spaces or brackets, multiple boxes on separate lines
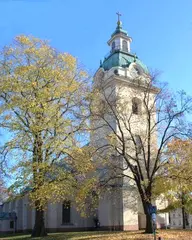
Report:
155,198,169,228
0,200,20,233
0,196,95,233
98,187,123,230
26,203,32,230
115,79,157,230
0,202,10,233
16,198,23,231
57,203,94,231
92,67,161,231
45,202,94,232
121,180,139,230
170,209,192,229
46,203,58,229
91,76,125,230
22,195,28,231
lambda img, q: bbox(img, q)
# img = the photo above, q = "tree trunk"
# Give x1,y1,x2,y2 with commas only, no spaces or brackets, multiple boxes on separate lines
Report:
142,201,153,234
31,208,47,237
145,211,153,233
31,134,47,237
182,206,186,229
135,181,153,233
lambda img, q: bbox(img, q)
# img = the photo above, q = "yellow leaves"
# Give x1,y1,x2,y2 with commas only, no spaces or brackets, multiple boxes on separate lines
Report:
107,134,117,145
15,35,31,45
167,138,192,149
154,138,192,211
29,167,76,210
69,146,95,174
59,53,77,69
152,176,171,198
32,82,37,87
4,46,13,56
79,70,88,79
0,34,93,214
167,139,192,185
15,66,32,76
4,114,11,120
24,47,36,55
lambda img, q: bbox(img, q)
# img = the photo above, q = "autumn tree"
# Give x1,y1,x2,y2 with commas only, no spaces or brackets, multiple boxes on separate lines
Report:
0,173,7,204
155,139,192,229
0,35,94,237
90,72,192,233
0,150,8,204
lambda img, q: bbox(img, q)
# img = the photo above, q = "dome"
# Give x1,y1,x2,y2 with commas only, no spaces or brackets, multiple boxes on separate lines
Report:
102,51,148,73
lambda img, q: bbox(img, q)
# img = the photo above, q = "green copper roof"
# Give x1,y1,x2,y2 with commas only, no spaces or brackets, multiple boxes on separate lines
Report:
100,17,148,73
102,51,148,73
111,20,128,37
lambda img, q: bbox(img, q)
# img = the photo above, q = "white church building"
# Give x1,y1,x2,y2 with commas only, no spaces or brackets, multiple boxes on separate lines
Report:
0,16,172,233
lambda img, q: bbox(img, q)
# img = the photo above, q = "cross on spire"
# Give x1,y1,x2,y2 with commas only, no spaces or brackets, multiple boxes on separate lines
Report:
116,12,122,22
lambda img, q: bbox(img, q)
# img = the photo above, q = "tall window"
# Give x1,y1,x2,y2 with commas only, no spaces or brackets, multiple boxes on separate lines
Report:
132,98,141,115
10,221,14,229
62,201,71,224
132,101,138,114
135,135,142,154
122,40,128,52
112,41,115,51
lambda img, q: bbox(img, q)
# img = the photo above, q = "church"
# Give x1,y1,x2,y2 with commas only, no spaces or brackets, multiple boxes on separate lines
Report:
0,15,172,233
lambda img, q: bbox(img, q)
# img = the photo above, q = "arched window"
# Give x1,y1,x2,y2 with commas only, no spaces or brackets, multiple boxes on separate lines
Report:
122,40,128,52
132,98,141,115
112,41,115,51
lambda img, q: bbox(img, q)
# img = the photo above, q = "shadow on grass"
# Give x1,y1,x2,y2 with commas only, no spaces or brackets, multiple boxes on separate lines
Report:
0,231,122,240
1,230,192,240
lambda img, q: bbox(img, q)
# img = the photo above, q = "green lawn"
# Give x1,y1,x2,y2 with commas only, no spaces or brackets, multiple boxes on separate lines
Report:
0,230,192,240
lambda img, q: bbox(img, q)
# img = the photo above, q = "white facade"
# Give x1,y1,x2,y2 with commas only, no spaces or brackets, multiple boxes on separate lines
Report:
0,196,94,233
92,69,165,231
91,19,167,231
170,209,192,229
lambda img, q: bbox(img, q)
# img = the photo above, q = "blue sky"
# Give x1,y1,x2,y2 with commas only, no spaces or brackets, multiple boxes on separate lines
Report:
0,0,192,94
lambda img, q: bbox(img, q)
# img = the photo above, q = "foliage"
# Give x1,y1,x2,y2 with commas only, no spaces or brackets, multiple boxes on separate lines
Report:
0,35,96,236
154,139,192,214
0,174,7,204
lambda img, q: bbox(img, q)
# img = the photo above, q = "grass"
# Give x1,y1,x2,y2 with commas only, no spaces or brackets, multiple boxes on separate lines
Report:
0,230,192,240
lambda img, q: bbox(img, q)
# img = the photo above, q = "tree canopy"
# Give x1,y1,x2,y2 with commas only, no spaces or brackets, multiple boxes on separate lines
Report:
154,139,192,228
0,35,95,236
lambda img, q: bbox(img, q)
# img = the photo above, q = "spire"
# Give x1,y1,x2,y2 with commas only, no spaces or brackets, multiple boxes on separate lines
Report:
116,12,122,29
111,12,127,37
116,11,121,22
107,13,132,54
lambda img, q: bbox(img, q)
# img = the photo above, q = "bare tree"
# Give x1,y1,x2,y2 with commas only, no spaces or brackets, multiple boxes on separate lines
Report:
90,72,192,233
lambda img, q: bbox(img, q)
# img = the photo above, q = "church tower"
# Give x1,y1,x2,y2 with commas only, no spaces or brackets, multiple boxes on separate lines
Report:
97,12,148,82
92,14,163,231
